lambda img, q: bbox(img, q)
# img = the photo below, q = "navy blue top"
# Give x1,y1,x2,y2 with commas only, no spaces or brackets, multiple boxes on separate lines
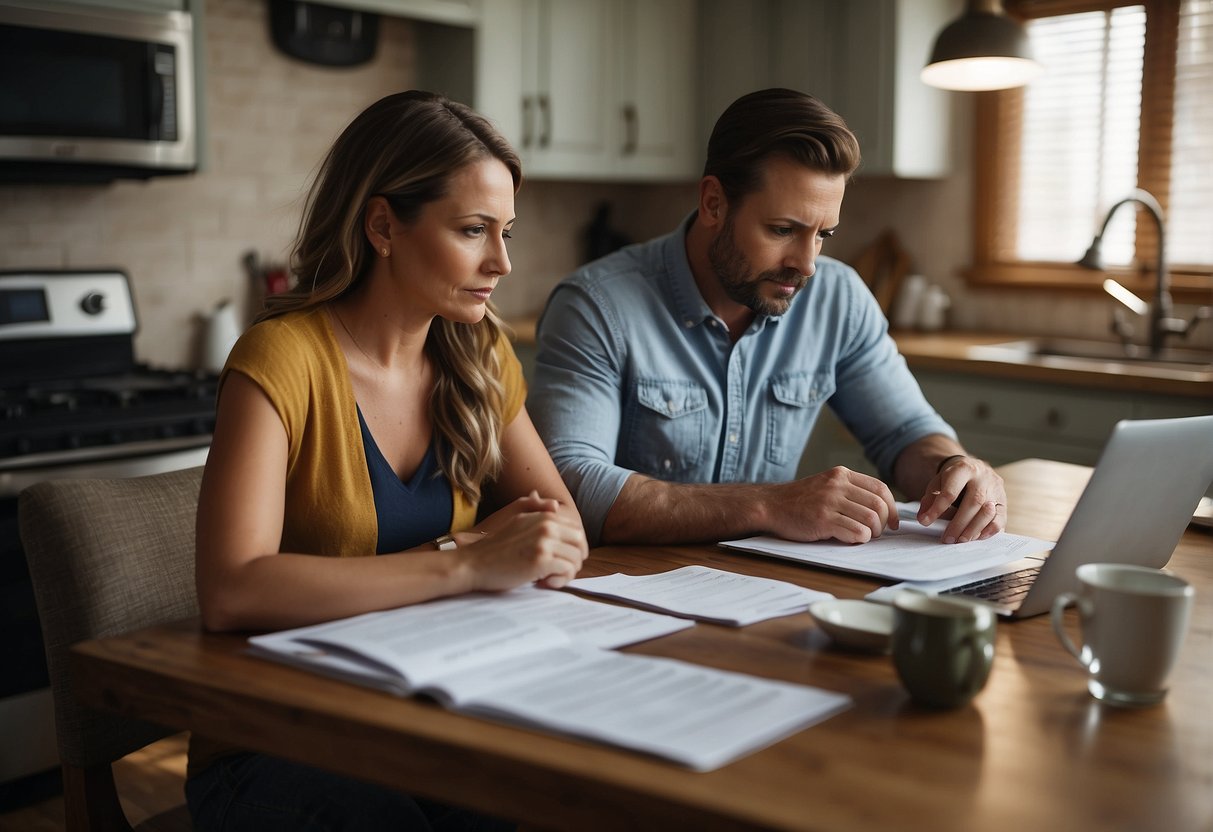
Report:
356,407,454,554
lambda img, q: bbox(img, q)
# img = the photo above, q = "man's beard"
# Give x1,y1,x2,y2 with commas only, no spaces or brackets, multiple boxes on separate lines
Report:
707,219,807,317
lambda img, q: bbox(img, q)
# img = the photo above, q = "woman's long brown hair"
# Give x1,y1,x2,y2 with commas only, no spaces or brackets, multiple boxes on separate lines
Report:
261,90,523,503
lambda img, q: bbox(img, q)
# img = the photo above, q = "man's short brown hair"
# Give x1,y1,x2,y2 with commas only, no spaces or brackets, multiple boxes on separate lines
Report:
704,88,861,205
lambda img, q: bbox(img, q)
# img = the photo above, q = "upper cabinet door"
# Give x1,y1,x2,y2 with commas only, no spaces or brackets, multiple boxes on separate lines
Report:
699,0,955,179
615,0,698,181
525,0,614,177
831,0,954,179
475,0,699,182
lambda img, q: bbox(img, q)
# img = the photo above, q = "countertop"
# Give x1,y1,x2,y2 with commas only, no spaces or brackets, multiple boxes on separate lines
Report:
892,331,1212,399
508,320,1212,399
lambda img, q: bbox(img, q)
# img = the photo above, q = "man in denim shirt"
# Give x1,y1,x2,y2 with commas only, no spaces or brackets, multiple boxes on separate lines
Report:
530,89,1007,547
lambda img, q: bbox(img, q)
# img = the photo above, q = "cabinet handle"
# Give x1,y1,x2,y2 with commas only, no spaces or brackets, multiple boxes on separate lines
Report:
974,402,991,421
622,103,638,155
521,97,533,149
538,94,551,148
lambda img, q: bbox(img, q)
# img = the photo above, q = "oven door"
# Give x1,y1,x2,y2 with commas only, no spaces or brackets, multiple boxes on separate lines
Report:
0,442,208,795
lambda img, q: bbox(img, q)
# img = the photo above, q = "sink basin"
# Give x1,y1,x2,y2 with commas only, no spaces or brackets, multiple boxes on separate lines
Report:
970,338,1213,373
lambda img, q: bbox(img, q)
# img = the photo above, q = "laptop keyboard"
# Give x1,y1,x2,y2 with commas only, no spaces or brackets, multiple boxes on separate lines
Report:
941,566,1042,606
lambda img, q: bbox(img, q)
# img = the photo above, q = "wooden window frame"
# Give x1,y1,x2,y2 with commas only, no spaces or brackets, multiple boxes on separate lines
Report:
968,0,1212,304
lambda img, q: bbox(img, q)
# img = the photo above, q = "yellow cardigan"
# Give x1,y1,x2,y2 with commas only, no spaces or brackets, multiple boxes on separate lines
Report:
220,307,526,556
191,309,525,779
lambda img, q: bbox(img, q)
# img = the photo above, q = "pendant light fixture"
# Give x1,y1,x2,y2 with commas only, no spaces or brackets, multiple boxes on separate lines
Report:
921,0,1043,91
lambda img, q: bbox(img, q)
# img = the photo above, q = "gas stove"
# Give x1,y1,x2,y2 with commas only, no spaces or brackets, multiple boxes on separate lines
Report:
0,269,218,797
0,369,216,464
0,270,218,488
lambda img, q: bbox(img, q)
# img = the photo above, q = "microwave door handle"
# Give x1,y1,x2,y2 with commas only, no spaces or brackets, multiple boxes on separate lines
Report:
147,49,164,140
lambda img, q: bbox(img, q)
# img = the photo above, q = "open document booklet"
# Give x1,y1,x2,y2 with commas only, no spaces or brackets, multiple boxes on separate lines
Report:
720,502,1056,582
249,586,851,772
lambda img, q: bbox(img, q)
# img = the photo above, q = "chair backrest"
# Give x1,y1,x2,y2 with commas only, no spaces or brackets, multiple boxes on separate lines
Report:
18,466,202,830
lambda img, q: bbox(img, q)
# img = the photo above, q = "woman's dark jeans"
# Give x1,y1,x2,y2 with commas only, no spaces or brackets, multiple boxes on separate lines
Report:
186,752,516,832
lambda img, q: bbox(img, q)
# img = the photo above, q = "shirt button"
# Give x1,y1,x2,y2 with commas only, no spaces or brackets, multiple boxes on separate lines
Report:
684,320,694,328
728,433,738,443
708,320,717,328
667,399,680,412
663,459,672,470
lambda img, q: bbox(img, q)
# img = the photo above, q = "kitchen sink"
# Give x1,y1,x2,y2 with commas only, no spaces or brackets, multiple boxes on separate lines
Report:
970,338,1213,373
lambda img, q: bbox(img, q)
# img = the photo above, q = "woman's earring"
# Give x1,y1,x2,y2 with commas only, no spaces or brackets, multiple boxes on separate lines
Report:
381,247,389,257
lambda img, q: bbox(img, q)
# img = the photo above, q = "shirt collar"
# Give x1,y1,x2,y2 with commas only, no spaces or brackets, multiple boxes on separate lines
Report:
659,212,780,337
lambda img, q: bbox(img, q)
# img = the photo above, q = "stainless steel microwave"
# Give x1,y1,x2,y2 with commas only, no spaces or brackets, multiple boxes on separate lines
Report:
0,1,196,182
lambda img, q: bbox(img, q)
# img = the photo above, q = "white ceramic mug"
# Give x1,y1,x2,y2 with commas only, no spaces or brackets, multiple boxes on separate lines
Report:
1051,563,1194,706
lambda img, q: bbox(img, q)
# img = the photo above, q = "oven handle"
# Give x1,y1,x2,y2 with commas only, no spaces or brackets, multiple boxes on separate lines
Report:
0,440,209,498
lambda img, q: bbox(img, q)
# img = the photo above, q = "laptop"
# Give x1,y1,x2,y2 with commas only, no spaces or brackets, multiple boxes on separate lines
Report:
869,415,1213,619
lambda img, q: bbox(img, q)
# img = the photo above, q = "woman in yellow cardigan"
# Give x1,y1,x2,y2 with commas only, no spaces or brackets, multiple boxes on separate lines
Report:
191,90,587,831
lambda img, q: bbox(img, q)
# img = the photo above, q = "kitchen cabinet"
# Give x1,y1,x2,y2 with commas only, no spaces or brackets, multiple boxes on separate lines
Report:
476,0,699,181
311,0,478,25
800,371,1213,482
57,0,187,11
699,0,955,179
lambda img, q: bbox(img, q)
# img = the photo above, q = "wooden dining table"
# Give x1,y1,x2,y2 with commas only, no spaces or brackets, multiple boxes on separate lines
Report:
71,459,1213,831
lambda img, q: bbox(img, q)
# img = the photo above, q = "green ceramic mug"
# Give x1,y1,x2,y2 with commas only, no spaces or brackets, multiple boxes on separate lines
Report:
892,591,997,708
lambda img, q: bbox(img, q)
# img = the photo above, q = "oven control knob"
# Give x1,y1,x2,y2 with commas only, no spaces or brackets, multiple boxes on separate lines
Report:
79,292,106,316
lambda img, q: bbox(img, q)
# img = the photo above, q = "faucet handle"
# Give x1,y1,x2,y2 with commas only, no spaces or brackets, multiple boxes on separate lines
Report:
1159,306,1211,340
1181,306,1211,338
1110,307,1136,346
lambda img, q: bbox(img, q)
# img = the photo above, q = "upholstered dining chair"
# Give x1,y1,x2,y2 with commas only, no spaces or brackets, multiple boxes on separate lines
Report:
19,466,203,832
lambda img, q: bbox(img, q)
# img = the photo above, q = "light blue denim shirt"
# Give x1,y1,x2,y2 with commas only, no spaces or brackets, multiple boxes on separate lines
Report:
529,216,955,543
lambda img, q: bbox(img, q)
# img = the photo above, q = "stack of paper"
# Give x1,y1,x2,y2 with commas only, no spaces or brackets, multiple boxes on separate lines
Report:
720,502,1055,582
566,565,832,626
249,587,851,771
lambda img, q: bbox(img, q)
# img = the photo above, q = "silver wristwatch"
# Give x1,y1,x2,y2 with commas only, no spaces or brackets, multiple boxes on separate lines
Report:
433,534,457,550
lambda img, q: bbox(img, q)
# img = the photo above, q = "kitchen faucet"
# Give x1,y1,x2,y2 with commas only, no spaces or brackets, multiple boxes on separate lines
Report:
1077,188,1209,357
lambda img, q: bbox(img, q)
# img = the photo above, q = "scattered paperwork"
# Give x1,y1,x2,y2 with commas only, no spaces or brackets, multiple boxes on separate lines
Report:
248,587,850,771
566,565,832,626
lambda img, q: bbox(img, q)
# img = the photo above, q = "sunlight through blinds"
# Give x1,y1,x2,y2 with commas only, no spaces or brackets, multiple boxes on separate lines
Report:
1015,2,1213,269
1015,8,1145,266
1168,0,1213,267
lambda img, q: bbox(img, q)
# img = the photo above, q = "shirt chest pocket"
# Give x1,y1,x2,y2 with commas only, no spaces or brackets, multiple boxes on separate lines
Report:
766,370,835,466
627,378,709,478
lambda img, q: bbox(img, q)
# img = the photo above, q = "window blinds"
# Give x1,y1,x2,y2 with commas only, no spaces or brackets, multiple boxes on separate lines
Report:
1015,7,1146,266
1014,1,1211,269
1168,0,1213,267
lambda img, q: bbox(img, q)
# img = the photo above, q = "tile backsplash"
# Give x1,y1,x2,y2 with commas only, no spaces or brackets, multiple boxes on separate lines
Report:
0,0,1205,372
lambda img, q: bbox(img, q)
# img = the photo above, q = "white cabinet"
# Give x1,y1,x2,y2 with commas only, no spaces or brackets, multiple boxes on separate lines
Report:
699,0,955,179
477,0,698,181
800,370,1213,483
311,0,479,25
913,373,1136,467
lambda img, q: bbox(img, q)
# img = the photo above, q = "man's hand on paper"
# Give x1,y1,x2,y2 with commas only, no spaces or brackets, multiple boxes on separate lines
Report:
916,456,1008,544
764,467,900,544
